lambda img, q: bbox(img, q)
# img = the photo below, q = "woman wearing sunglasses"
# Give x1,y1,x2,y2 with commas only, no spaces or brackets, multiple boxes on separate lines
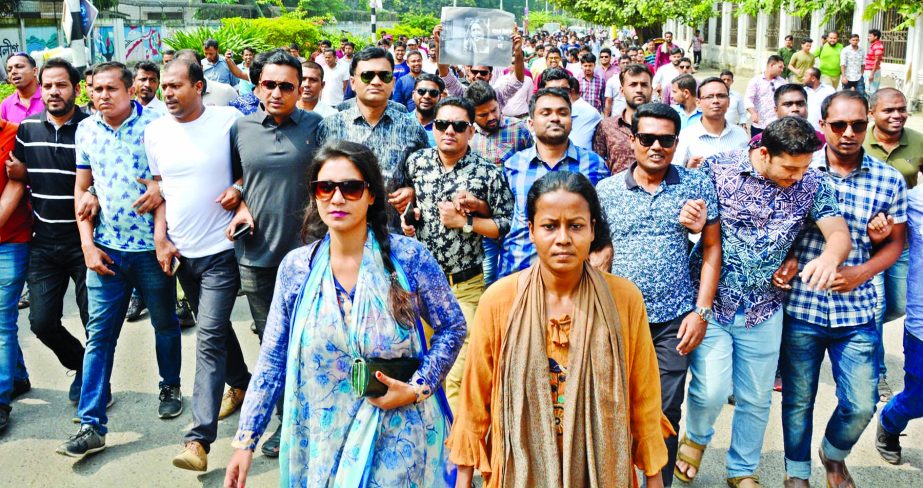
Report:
224,141,465,487
447,171,669,488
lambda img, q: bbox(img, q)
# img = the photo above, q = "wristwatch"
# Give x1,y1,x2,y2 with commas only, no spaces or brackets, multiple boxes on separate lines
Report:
695,306,713,323
86,185,97,196
232,183,244,199
462,214,473,234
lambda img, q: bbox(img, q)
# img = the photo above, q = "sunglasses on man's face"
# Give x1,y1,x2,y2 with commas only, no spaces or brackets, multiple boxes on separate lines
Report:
825,120,869,134
311,180,369,201
470,69,490,77
635,133,678,148
415,88,440,98
259,80,297,94
433,120,472,132
358,70,394,84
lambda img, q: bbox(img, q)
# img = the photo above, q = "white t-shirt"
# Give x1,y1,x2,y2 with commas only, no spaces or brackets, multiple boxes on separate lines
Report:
652,64,679,101
569,97,603,150
145,106,240,258
321,62,349,106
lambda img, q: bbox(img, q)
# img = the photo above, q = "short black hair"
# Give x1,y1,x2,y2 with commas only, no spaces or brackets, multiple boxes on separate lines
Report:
773,83,807,107
165,58,205,93
6,52,36,67
414,72,445,92
545,47,562,58
135,61,160,80
242,46,255,55
806,67,821,79
869,28,882,39
529,87,571,118
525,171,611,253
434,96,475,123
84,67,94,78
349,47,394,76
869,87,905,111
248,48,283,84
405,50,423,61
464,80,497,106
580,53,596,64
760,117,822,156
785,34,794,41
802,38,814,44
261,49,303,83
619,64,652,84
631,102,681,136
301,60,323,78
40,57,81,87
767,54,784,65
599,47,612,56
820,90,869,120
850,33,860,39
203,38,219,50
720,70,734,79
670,46,684,56
678,57,692,66
671,74,697,95
289,42,300,50
539,67,570,88
92,62,134,90
162,49,175,56
344,42,355,49
696,76,727,98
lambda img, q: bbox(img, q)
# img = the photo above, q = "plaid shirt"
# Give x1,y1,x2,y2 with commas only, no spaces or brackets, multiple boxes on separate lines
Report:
579,74,606,112
786,151,908,328
499,143,609,278
469,117,534,166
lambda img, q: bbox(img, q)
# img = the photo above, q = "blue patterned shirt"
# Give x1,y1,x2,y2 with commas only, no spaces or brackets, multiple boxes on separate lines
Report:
598,164,718,323
75,101,159,251
698,150,841,327
233,235,466,449
229,93,260,116
499,143,609,278
785,151,907,328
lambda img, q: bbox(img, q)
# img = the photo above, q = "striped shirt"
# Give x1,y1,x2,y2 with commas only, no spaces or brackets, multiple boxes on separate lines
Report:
673,120,750,166
499,143,609,277
786,151,908,328
13,109,89,244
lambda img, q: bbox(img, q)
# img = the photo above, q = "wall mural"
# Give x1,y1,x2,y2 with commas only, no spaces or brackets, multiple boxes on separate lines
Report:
124,25,162,62
92,25,115,63
25,26,58,53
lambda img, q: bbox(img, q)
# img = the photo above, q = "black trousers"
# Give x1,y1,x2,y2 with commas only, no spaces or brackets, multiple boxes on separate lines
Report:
650,312,692,487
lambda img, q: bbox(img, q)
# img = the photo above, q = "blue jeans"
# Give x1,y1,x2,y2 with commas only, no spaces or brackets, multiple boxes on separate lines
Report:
780,315,878,480
686,307,783,478
0,243,29,407
876,249,910,378
77,246,181,433
482,238,501,287
880,331,923,435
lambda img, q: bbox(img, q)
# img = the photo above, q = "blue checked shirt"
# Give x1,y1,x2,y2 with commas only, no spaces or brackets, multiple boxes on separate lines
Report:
498,143,609,277
785,151,908,328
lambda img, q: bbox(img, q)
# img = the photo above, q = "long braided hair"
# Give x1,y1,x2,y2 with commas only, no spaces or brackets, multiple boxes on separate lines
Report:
301,141,417,328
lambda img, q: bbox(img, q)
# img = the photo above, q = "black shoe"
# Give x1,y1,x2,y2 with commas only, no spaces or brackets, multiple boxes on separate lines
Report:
0,406,9,433
878,376,893,403
18,289,29,309
876,418,902,465
727,394,737,406
261,424,282,458
69,371,83,404
126,295,146,322
56,424,106,459
176,299,196,328
158,385,183,419
12,378,31,399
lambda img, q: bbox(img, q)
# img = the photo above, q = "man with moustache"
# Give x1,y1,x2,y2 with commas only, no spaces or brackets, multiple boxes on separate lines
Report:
133,61,166,115
2,53,43,123
296,60,337,117
673,77,749,168
392,50,425,111
411,73,445,146
594,64,654,174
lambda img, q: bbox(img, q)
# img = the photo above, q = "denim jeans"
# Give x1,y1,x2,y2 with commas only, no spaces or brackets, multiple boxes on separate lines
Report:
843,76,866,97
177,250,249,451
77,245,181,433
482,238,501,287
27,239,88,372
686,307,783,478
884,248,909,322
880,331,923,435
0,243,29,407
780,315,878,479
864,69,882,97
650,312,691,487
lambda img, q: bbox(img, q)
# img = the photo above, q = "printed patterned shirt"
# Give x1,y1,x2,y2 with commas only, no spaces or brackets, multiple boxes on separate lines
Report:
598,164,719,322
499,143,609,278
405,148,514,275
697,149,841,327
75,101,159,251
469,117,534,166
786,151,907,328
840,46,866,82
579,74,606,112
592,111,635,175
744,75,787,129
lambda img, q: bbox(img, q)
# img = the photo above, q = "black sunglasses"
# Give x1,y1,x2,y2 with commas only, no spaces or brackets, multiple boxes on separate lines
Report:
635,133,678,148
311,180,369,201
826,120,869,134
433,120,471,132
259,80,297,93
415,88,440,98
470,69,490,76
358,70,394,84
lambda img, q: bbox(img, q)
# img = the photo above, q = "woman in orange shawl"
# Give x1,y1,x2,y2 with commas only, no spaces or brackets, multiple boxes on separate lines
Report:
446,170,671,488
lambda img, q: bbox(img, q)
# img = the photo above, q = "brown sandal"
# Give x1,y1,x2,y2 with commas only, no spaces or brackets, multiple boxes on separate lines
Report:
819,447,856,488
726,475,761,487
673,435,706,483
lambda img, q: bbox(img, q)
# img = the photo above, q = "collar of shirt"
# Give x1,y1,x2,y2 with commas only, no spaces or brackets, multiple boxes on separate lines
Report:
812,147,873,177
474,117,516,136
342,102,396,127
624,161,680,190
258,107,305,127
12,88,43,108
42,108,86,127
687,119,736,139
523,142,580,168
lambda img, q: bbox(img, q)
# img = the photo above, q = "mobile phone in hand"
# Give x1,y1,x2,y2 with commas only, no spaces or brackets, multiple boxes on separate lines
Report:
171,256,181,274
232,223,253,241
402,204,420,227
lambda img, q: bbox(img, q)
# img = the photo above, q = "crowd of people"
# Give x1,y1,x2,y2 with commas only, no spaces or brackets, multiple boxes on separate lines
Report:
0,21,920,488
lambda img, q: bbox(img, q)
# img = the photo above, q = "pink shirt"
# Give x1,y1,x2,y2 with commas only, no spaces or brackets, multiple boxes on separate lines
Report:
0,87,43,123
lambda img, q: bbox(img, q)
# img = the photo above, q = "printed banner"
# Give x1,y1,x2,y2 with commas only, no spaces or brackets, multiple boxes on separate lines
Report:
439,7,515,68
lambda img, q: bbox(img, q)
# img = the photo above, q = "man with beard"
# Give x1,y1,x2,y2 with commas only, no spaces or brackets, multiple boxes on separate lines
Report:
594,64,653,174
539,69,601,150
392,50,425,111
134,61,166,115
652,47,683,105
2,53,43,123
201,38,238,88
296,61,337,118
673,77,748,168
5,59,92,425
411,73,445,146
498,88,609,278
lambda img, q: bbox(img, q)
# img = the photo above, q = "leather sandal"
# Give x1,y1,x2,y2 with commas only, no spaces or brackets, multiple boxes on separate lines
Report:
673,434,706,483
819,447,856,488
783,476,810,488
726,475,761,487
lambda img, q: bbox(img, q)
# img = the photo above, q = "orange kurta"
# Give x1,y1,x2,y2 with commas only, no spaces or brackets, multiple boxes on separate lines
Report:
445,271,674,487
